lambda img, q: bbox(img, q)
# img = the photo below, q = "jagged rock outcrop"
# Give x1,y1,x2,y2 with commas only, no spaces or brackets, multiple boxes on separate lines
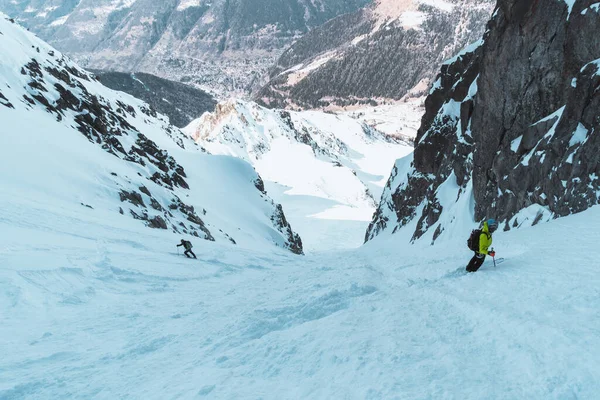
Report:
366,0,600,243
256,0,494,109
92,71,216,128
271,204,304,255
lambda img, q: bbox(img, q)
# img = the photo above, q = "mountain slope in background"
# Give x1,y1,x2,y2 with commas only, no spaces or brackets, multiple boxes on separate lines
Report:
0,14,303,254
366,0,600,244
256,0,494,109
185,100,415,251
92,70,216,128
0,0,371,96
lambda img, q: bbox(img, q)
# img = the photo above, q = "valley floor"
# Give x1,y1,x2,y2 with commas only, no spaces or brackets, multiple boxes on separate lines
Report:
2,195,600,399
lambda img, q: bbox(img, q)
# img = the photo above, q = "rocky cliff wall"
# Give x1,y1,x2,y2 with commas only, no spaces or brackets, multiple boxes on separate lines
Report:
366,0,600,243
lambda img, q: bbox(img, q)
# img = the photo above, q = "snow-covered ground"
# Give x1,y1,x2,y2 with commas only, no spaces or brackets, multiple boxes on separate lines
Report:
341,100,424,140
186,101,416,251
263,181,372,251
3,182,600,398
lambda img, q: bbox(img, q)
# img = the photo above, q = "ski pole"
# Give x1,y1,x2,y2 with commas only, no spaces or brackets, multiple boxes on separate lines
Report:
492,248,496,268
177,246,179,256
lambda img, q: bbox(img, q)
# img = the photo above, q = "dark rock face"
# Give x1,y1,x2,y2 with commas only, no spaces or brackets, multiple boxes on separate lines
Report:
271,204,304,255
92,71,216,128
366,0,600,243
256,0,494,109
471,0,600,224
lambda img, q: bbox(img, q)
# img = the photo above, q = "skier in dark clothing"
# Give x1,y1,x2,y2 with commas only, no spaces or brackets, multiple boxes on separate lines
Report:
466,219,498,272
177,239,197,259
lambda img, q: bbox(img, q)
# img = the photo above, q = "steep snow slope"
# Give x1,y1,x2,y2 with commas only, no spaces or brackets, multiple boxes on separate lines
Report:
3,172,600,398
0,15,302,254
185,100,415,251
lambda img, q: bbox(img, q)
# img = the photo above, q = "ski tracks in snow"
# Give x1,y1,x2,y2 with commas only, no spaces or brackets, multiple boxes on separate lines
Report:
2,208,600,398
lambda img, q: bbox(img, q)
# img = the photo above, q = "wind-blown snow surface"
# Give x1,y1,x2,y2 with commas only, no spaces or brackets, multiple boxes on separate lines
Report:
3,186,600,398
186,100,414,251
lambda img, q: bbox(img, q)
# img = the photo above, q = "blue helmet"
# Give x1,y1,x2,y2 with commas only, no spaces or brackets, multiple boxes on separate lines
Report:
487,219,498,232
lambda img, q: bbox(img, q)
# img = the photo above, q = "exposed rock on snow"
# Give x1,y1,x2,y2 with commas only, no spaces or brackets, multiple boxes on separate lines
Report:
271,204,304,255
0,14,303,254
366,0,600,244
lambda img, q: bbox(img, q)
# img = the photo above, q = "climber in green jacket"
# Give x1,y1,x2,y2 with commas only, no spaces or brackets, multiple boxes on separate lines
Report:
466,219,498,272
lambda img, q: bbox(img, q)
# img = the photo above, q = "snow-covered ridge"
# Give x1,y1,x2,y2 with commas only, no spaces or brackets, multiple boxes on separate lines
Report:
185,100,414,251
0,14,303,254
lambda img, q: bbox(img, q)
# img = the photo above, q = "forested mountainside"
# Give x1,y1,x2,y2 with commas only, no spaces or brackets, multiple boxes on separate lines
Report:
93,71,216,128
256,0,494,109
0,0,371,96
